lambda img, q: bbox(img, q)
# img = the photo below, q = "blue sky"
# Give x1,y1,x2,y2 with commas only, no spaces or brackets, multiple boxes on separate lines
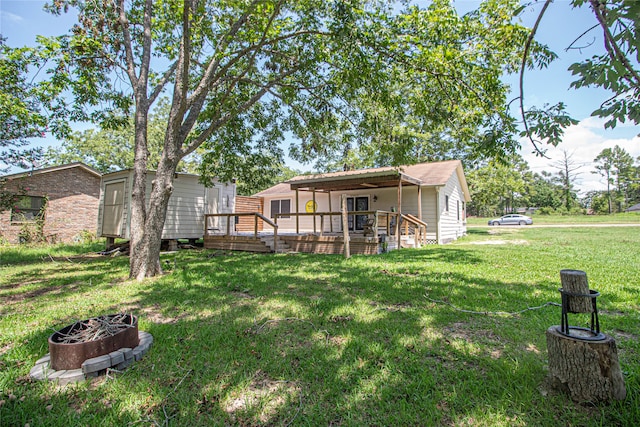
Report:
1,0,638,192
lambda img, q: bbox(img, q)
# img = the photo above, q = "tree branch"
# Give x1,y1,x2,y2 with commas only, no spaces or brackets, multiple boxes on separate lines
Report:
116,0,139,87
149,62,178,105
181,66,302,156
519,0,552,157
180,1,285,141
565,23,599,51
589,0,640,87
185,1,258,111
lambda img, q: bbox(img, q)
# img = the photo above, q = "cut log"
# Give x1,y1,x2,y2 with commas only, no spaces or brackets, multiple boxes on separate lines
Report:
546,326,626,402
560,269,592,313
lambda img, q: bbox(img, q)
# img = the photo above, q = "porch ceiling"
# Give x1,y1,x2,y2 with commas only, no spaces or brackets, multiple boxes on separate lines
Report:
288,171,422,192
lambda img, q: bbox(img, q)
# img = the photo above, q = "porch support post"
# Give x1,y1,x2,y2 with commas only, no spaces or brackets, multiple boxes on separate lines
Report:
312,190,317,234
397,180,402,249
417,185,423,220
328,191,333,232
295,188,300,234
254,214,258,239
341,194,350,259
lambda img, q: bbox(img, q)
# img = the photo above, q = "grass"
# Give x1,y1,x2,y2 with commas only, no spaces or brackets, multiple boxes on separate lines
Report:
1,228,638,426
465,212,640,226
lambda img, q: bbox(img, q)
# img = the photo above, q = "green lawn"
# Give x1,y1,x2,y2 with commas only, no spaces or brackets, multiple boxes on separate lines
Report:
466,212,640,226
1,227,638,426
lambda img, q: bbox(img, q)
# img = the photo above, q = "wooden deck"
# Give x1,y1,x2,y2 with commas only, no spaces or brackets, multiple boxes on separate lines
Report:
203,211,424,255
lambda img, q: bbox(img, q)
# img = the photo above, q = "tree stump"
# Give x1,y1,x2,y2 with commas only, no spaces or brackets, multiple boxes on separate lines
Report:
546,326,626,402
560,269,592,313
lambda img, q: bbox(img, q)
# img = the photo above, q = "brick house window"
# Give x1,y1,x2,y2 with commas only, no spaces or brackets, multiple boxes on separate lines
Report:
11,196,46,222
270,199,291,219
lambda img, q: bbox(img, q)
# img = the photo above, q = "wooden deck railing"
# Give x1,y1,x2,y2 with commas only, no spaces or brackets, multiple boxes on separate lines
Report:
204,210,428,252
273,210,427,247
204,213,279,252
272,210,399,236
402,214,428,247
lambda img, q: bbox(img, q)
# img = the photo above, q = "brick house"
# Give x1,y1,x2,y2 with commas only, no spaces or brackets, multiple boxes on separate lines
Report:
0,163,101,243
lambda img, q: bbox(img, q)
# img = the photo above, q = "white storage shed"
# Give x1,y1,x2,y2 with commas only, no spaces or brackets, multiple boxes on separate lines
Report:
98,169,235,241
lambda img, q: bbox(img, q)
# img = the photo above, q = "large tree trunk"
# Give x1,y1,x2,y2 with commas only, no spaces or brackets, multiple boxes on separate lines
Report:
129,157,178,280
129,98,182,280
129,98,153,280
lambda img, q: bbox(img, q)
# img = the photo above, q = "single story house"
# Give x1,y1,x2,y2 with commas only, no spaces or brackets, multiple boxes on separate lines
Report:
0,162,102,243
256,160,470,245
204,160,470,254
98,169,236,245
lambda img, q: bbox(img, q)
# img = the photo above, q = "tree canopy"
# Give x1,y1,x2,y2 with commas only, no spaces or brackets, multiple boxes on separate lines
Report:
11,0,558,279
569,0,640,130
0,39,47,172
519,0,640,151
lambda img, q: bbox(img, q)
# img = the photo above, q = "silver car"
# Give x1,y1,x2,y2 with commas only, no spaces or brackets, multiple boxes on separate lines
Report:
488,214,533,226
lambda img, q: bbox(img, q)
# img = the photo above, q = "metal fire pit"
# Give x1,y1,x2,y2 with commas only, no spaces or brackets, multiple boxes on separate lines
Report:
48,314,139,370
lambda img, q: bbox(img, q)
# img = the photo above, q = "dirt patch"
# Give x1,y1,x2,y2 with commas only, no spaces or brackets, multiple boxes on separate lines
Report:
329,335,349,347
611,329,638,341
119,303,183,324
0,343,13,356
3,282,82,305
439,322,506,359
222,371,300,424
469,239,528,245
230,291,254,299
369,301,413,312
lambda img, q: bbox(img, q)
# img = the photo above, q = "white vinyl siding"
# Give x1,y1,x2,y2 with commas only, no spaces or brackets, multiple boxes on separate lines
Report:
98,170,235,240
438,173,467,243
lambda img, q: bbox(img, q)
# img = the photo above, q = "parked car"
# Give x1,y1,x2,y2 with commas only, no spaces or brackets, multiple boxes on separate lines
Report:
488,214,533,226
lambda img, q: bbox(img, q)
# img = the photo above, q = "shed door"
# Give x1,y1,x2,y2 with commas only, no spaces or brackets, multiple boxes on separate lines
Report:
103,181,125,236
205,187,220,230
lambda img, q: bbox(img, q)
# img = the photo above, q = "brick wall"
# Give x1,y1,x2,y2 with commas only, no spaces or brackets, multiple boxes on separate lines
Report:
0,167,101,244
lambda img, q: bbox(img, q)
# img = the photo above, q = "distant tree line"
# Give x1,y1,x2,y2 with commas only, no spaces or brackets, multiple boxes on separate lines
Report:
466,146,640,216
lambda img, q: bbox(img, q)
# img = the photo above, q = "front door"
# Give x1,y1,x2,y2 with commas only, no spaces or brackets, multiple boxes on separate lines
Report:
346,196,369,231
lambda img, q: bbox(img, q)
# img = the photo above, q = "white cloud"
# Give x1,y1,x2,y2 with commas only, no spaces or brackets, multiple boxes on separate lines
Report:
519,119,640,194
0,11,24,23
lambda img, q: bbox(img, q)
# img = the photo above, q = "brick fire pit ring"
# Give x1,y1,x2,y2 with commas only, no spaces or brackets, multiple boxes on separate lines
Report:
48,314,139,371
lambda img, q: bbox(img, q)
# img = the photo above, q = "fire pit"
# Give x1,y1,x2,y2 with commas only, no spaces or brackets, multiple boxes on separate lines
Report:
48,314,139,370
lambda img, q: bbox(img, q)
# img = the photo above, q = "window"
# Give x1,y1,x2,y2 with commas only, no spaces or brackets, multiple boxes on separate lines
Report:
270,199,291,219
457,200,460,221
11,196,46,222
445,195,449,212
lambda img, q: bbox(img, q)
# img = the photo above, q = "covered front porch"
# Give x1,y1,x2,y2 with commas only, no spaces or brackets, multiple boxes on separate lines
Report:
204,167,430,255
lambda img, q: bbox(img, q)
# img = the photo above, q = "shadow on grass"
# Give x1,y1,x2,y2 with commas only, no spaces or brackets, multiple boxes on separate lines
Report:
3,243,638,426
